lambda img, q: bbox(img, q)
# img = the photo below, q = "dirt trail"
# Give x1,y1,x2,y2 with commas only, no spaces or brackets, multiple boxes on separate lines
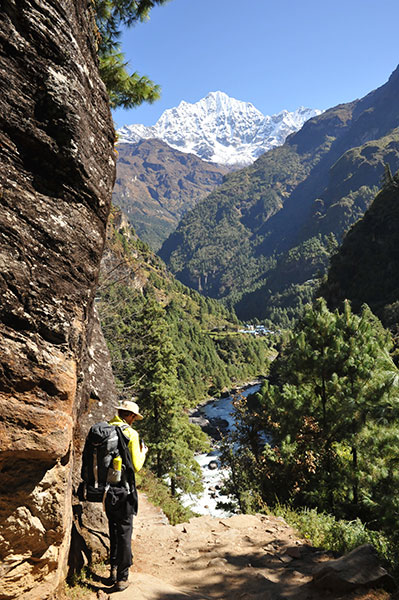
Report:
90,493,386,600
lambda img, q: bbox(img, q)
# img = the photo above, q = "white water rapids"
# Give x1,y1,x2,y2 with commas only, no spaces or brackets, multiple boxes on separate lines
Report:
181,383,261,517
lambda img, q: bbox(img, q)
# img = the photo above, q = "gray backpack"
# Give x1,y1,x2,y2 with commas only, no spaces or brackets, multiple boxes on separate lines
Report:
81,421,130,502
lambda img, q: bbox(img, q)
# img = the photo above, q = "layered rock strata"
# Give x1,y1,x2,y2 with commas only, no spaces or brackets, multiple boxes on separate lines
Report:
0,0,116,598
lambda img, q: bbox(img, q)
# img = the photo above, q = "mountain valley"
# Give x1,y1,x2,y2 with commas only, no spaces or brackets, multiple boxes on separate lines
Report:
114,92,321,251
158,66,399,325
3,3,399,599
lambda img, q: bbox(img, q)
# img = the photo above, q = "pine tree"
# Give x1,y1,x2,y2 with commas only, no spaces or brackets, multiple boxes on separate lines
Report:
98,50,161,109
218,391,269,513
93,0,170,108
224,299,399,527
331,303,395,509
288,302,397,518
136,296,208,495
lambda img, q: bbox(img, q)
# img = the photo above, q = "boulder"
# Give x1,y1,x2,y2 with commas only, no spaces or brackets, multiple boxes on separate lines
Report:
202,417,229,440
190,415,211,429
312,544,396,593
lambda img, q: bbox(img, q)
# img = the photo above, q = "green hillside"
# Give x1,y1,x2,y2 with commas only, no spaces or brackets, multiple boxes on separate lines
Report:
96,208,271,406
321,169,399,331
159,66,399,325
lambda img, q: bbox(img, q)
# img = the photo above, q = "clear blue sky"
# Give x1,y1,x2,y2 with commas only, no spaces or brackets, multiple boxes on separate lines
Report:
112,0,399,129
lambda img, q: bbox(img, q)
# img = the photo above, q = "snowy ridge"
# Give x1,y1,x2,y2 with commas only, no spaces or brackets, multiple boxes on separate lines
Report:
117,91,322,167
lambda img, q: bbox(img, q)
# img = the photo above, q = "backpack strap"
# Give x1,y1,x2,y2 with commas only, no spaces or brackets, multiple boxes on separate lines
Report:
93,447,99,488
102,483,110,512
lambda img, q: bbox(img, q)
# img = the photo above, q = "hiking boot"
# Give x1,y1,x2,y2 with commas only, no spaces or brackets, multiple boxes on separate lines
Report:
107,565,117,585
115,580,130,592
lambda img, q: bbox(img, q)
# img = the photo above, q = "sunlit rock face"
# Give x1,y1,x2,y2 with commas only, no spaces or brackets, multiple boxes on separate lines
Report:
0,0,116,597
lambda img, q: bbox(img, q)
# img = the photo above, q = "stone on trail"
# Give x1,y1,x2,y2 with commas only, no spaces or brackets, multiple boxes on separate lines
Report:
312,543,396,592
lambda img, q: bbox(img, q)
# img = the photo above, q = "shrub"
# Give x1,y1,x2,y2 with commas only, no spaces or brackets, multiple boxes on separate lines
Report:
271,504,398,573
136,469,197,525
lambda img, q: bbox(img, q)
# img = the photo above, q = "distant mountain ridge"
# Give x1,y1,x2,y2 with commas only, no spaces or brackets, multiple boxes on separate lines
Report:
117,91,322,167
113,139,228,250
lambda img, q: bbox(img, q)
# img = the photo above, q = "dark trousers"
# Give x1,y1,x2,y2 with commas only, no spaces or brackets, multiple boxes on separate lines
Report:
105,495,135,581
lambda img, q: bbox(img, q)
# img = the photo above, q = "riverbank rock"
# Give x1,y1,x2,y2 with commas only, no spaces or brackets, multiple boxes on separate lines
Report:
189,414,211,429
204,417,229,440
0,0,115,598
189,409,228,440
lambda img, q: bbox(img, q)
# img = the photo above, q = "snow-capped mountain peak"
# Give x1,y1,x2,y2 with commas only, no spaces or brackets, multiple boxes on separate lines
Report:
117,92,322,167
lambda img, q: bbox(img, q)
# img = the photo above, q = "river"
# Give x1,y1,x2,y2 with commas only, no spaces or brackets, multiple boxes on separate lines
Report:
181,383,261,517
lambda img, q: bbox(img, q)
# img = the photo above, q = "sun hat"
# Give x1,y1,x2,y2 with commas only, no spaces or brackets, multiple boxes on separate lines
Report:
116,398,144,420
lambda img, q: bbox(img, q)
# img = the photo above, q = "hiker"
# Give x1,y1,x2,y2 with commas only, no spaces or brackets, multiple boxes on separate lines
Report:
106,398,148,591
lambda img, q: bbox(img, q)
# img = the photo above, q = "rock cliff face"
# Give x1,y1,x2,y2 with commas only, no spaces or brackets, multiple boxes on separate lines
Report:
0,1,116,598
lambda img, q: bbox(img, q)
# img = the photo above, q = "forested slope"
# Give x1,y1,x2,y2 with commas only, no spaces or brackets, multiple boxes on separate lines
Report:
97,208,271,405
321,169,399,331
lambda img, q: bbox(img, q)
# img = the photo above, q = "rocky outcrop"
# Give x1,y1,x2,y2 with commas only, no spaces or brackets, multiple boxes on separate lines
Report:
0,0,115,598
313,544,396,593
